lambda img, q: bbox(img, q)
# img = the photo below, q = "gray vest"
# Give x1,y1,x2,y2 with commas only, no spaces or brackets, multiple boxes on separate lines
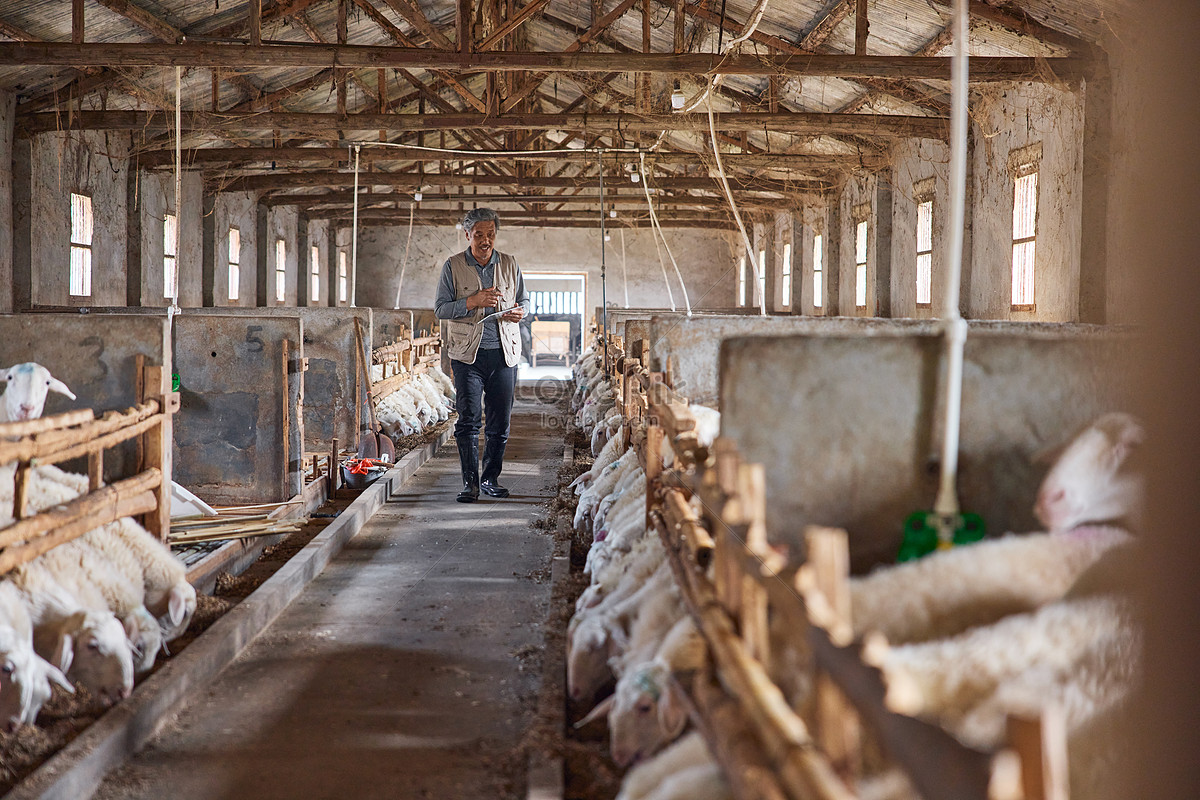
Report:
443,251,521,367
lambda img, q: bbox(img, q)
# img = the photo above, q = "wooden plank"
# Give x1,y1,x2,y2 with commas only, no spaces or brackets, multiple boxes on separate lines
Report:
854,0,868,54
0,409,95,437
93,0,183,42
0,43,1089,81
0,402,162,465
0,468,162,552
250,0,262,46
73,0,84,43
140,365,171,541
1007,710,1070,800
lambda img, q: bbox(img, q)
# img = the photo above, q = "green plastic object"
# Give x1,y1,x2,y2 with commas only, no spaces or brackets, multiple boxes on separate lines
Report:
172,373,181,392
898,511,986,562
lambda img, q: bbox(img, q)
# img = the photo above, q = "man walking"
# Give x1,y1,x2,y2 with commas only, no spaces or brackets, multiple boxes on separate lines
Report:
434,208,529,502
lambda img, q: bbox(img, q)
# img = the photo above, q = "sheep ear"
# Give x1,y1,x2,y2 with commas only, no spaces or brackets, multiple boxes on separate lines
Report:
52,633,75,674
168,585,189,627
45,660,75,693
47,376,76,400
658,684,689,740
573,694,615,730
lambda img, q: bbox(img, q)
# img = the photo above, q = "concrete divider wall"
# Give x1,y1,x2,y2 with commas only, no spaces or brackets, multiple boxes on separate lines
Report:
649,315,943,406
195,307,372,453
396,307,437,336
718,325,1135,571
372,309,414,349
0,313,171,478
173,314,304,504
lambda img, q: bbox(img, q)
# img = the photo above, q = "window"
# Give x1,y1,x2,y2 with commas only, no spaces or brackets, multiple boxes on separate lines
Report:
756,249,766,307
274,238,287,303
163,214,178,300
1011,168,1039,309
813,233,824,309
338,250,349,304
310,244,321,303
737,256,747,307
227,228,240,301
916,197,934,307
69,193,93,297
855,219,869,309
780,242,793,308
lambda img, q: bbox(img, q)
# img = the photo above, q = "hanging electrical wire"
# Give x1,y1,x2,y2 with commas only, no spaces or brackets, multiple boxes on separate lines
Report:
707,98,765,315
392,201,415,310
639,153,691,315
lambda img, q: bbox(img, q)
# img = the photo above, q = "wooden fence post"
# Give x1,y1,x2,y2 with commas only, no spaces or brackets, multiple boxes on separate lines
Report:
140,364,173,542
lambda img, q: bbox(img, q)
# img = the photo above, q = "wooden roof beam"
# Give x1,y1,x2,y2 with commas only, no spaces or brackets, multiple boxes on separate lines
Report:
93,0,184,43
22,109,949,138
221,170,817,193
0,44,1090,81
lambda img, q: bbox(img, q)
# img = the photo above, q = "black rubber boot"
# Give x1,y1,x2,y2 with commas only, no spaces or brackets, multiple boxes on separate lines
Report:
480,436,510,498
456,437,480,503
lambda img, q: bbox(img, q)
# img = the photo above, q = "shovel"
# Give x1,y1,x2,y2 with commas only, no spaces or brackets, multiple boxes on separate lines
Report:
353,317,397,463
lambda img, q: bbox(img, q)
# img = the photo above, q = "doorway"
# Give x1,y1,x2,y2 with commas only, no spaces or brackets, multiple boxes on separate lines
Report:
520,272,586,380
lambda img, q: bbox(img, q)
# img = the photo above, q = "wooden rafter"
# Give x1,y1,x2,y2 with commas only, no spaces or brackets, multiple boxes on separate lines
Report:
220,171,812,193
93,0,184,43
0,43,1089,82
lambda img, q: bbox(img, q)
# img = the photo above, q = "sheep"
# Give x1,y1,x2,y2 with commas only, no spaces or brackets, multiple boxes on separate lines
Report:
8,569,135,707
11,464,197,643
606,616,707,767
849,525,1132,645
1,362,77,423
615,731,730,800
0,581,74,731
1035,412,1145,532
42,530,164,675
577,535,665,613
868,596,1137,750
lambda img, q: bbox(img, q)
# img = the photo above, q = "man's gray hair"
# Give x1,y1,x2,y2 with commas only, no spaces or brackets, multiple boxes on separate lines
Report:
462,207,500,233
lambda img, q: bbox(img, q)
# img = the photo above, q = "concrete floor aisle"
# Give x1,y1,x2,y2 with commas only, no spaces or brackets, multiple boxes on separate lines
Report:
95,394,567,800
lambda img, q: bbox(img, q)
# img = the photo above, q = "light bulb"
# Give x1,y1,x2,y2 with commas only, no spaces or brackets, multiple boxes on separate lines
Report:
671,80,685,111
631,172,641,184
455,222,464,230
414,190,423,202
604,234,612,242
609,208,617,218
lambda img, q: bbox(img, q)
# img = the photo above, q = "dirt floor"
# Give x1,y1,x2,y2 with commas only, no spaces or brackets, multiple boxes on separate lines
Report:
0,422,450,796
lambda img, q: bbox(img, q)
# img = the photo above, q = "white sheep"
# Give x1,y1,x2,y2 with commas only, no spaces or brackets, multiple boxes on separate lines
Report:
1035,412,1144,532
1,362,77,423
869,595,1136,749
849,525,1132,645
19,464,197,642
615,731,730,800
8,568,135,707
606,615,706,767
1,581,74,731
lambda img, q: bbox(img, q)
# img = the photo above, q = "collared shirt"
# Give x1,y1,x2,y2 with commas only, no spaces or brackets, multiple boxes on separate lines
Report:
433,248,530,350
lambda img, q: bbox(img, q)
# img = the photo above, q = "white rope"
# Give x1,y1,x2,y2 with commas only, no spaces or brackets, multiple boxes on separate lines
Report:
639,153,691,315
169,65,181,326
392,201,415,309
681,0,773,114
933,0,970,538
706,98,764,315
350,144,360,307
620,228,630,308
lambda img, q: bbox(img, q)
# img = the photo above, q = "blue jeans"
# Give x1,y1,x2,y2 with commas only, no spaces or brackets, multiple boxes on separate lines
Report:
451,349,516,483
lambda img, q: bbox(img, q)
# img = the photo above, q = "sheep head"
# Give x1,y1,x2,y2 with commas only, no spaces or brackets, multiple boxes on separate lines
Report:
2,362,76,422
1035,413,1145,532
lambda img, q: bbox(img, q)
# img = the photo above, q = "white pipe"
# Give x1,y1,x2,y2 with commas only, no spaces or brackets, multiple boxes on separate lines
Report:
639,153,691,315
170,66,182,325
350,144,360,307
933,0,970,531
707,99,765,315
393,201,415,309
